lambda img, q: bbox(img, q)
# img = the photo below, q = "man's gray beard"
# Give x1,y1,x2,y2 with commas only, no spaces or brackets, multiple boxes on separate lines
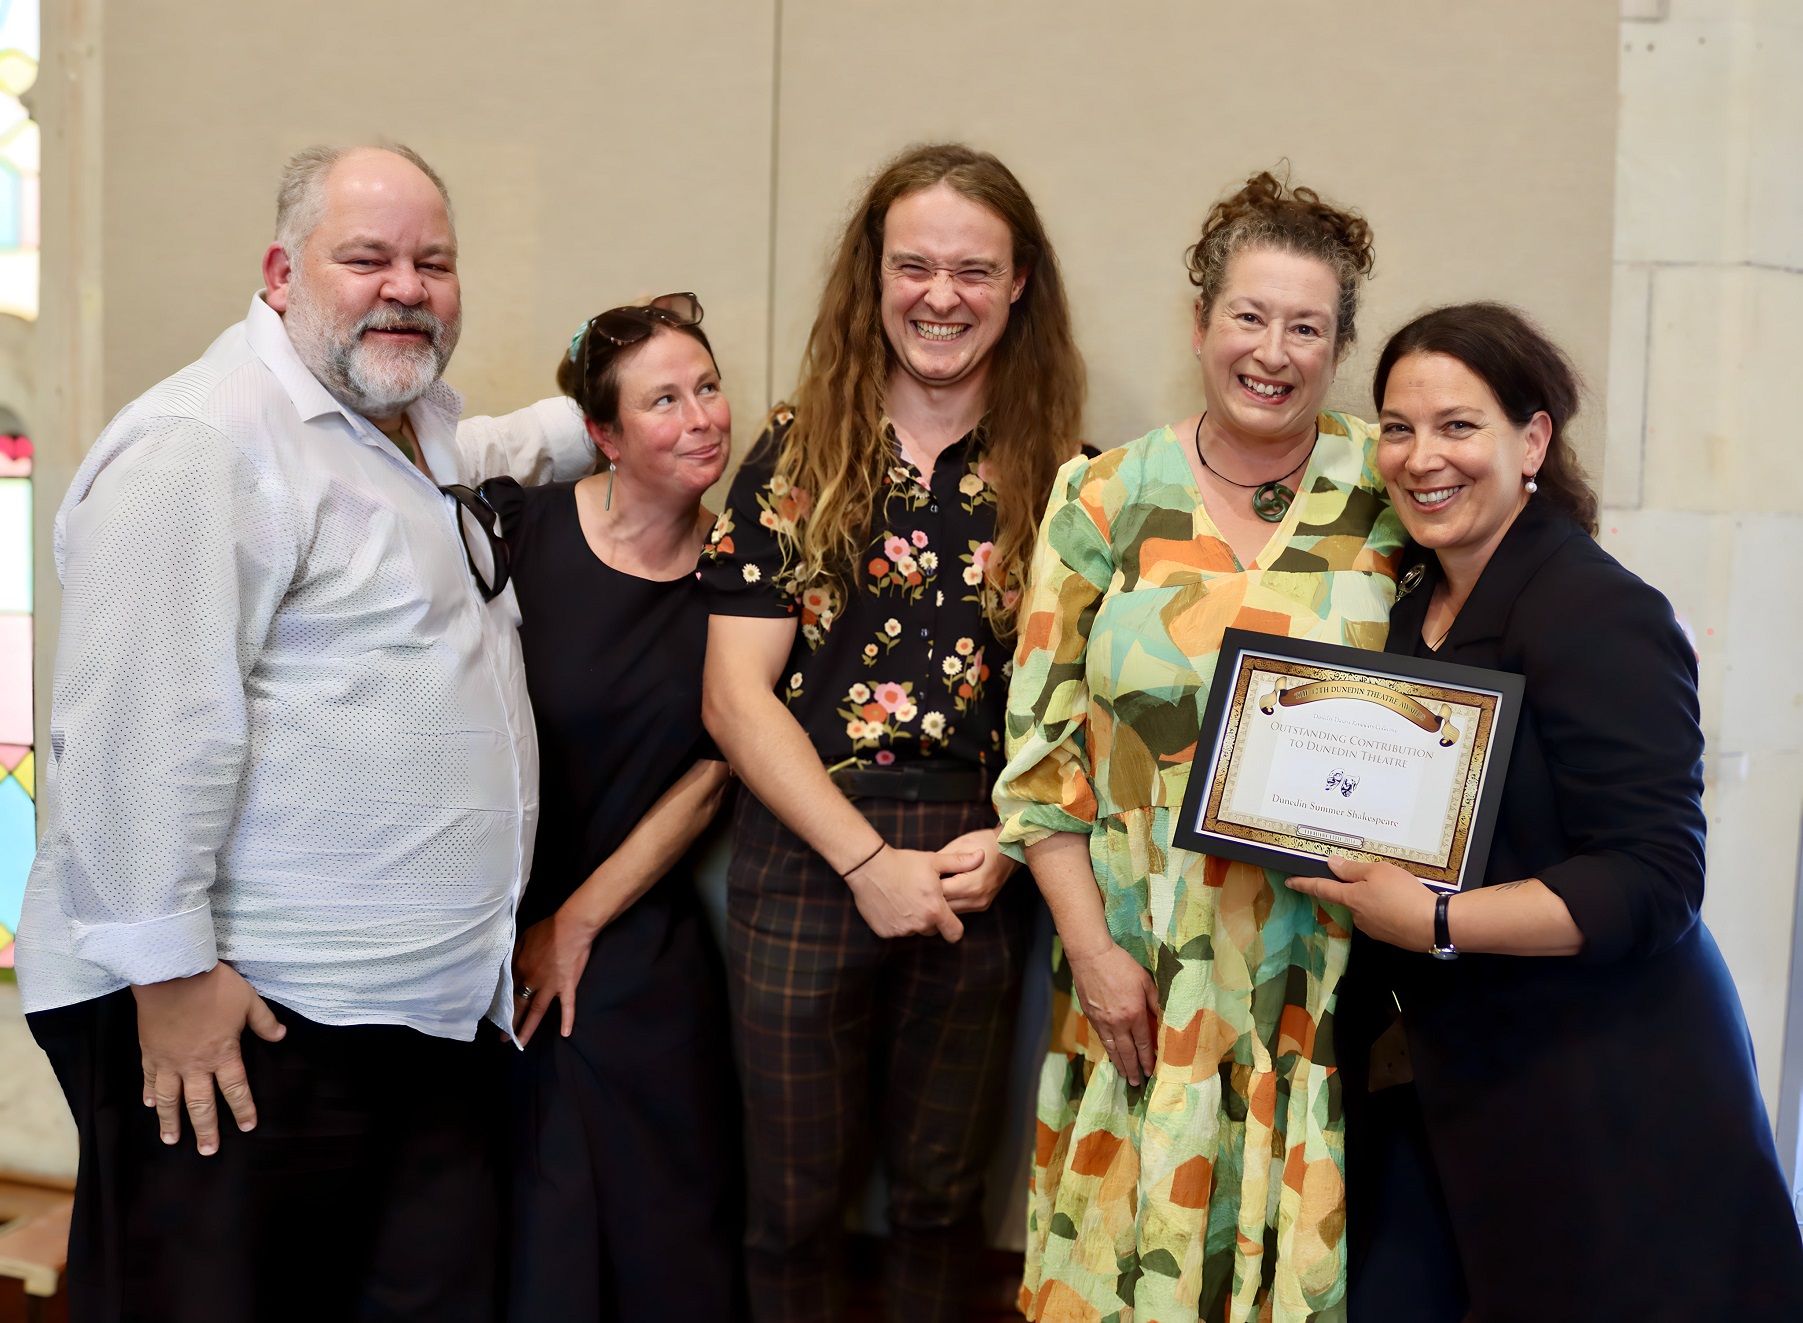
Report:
285,275,461,420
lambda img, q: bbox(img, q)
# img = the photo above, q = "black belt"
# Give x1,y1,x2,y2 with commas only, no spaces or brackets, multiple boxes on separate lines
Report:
828,760,989,804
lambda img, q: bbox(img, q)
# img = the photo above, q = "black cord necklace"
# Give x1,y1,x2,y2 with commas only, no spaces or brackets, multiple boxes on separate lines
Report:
1193,412,1312,523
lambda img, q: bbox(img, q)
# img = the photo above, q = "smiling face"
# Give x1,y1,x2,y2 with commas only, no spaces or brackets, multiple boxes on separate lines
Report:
265,148,462,425
1193,246,1341,443
879,181,1027,392
1376,351,1550,562
595,328,732,500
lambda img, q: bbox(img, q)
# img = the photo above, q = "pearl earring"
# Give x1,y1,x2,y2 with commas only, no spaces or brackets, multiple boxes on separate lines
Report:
1524,475,1539,495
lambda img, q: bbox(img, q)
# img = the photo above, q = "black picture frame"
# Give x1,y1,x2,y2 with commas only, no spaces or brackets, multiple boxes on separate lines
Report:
1172,628,1524,891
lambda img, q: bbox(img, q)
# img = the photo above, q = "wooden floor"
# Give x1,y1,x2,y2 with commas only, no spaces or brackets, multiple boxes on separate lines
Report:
0,1174,72,1323
844,1234,1024,1322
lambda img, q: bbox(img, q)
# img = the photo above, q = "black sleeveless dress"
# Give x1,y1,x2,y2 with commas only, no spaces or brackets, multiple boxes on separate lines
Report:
483,477,745,1323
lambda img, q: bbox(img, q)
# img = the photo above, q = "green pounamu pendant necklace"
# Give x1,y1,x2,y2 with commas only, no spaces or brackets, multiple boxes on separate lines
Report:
1193,412,1313,523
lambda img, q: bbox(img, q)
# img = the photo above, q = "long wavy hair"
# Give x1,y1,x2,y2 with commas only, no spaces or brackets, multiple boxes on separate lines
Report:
773,142,1085,635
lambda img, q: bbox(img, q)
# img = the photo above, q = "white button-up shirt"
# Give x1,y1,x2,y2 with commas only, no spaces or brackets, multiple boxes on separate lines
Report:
16,294,592,1039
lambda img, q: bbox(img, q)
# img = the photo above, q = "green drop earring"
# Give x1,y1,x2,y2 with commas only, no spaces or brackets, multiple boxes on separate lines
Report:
605,460,616,511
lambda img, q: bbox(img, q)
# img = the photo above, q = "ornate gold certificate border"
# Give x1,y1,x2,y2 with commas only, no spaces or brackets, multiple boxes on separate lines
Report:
1197,653,1502,885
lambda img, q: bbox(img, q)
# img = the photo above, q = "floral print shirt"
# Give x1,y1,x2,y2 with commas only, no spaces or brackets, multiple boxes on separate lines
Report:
698,410,1005,772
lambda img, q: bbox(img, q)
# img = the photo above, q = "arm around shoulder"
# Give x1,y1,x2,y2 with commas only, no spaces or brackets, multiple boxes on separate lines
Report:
456,396,594,485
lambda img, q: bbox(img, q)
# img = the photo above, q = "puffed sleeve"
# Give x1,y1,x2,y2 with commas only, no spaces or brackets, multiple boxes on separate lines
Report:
697,420,798,619
992,453,1113,862
1525,556,1707,963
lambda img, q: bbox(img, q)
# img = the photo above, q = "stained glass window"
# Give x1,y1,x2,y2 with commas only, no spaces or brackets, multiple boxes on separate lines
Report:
0,408,28,970
0,0,37,322
0,0,33,968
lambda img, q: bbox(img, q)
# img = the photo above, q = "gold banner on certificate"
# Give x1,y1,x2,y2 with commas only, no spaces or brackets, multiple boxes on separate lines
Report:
1258,678,1460,747
1175,629,1522,891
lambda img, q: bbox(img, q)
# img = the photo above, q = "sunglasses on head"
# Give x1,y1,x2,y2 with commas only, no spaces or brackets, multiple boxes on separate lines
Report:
568,293,704,369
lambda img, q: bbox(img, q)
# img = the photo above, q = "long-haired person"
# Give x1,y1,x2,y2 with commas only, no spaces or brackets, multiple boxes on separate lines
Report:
996,172,1399,1322
700,143,1085,1320
1291,303,1803,1321
484,295,745,1321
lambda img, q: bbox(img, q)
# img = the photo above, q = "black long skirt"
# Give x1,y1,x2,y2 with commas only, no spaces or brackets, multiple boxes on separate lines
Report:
507,878,747,1322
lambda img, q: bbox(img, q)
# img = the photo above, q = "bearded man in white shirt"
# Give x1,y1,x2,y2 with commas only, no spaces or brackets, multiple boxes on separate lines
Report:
16,143,588,1323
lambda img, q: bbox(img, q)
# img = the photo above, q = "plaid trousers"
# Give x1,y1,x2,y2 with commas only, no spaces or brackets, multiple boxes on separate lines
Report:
726,791,1035,1323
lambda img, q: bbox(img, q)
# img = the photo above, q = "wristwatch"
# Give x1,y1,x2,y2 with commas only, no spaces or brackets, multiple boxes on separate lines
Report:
1430,891,1459,961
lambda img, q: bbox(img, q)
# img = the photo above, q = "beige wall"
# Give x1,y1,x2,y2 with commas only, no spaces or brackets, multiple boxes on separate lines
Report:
1598,0,1803,1187
8,0,1624,1184
98,0,779,428
53,0,1625,788
770,0,1619,455
89,1,1620,451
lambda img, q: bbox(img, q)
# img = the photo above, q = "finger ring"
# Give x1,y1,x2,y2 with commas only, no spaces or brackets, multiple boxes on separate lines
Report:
517,985,536,1000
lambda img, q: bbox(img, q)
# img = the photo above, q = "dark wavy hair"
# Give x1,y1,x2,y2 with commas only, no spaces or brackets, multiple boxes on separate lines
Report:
1373,302,1597,533
1186,169,1376,359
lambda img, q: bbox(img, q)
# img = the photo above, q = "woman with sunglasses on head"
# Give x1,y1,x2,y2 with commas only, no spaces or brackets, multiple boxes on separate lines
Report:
1291,303,1803,1320
479,294,747,1322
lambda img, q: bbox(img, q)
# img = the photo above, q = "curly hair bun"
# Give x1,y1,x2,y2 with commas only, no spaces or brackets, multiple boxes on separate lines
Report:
1186,169,1375,355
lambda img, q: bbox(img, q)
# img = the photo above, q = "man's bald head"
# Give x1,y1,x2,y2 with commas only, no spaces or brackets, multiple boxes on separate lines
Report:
274,143,454,260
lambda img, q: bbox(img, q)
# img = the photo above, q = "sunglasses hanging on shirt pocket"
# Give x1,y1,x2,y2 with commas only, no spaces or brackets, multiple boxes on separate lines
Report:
440,483,510,601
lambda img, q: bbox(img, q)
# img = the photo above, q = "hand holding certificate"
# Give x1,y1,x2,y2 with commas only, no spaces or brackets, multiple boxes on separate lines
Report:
1174,628,1522,892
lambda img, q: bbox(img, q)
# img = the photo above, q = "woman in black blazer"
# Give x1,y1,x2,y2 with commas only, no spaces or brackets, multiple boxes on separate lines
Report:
1289,303,1803,1321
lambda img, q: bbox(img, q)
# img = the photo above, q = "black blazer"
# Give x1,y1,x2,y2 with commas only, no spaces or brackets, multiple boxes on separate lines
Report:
1343,499,1803,1320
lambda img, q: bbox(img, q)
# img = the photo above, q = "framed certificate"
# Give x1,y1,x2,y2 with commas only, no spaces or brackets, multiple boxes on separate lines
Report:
1173,628,1523,892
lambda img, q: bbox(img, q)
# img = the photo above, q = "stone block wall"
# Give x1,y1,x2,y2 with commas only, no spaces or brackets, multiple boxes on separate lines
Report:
1601,1,1803,1203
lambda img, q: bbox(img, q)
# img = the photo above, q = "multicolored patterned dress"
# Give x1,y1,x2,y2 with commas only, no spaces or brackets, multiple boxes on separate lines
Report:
994,413,1404,1323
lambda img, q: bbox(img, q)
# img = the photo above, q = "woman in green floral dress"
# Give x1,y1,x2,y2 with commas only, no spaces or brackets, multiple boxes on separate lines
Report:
994,173,1401,1323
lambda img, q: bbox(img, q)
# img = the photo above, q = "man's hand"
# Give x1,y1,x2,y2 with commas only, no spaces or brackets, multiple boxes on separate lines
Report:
940,827,1016,914
512,909,599,1046
845,845,981,942
132,963,285,1156
1285,854,1437,951
1065,941,1160,1087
